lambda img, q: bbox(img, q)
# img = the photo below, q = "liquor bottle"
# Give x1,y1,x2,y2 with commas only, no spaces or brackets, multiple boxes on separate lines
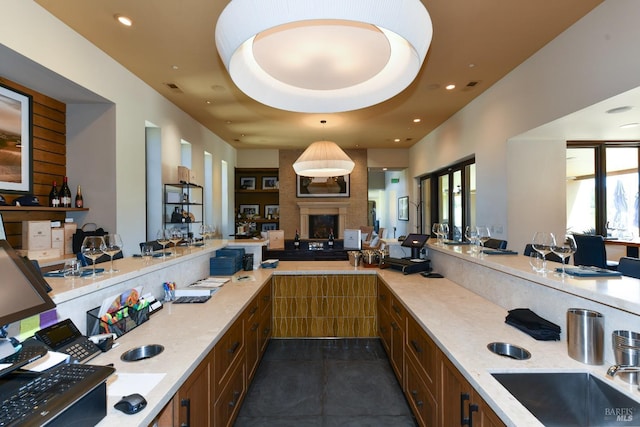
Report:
75,185,83,208
49,181,60,207
294,229,300,249
60,176,72,208
328,228,334,248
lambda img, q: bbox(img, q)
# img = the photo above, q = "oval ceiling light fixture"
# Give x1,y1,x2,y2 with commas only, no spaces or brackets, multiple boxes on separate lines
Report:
215,0,432,113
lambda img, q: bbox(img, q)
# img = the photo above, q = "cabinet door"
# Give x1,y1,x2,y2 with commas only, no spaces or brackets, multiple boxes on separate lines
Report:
406,356,438,427
390,312,404,386
245,300,260,381
440,353,506,427
176,357,210,427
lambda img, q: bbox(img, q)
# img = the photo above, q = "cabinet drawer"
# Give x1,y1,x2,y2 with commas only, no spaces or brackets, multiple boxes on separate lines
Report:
406,315,437,391
377,280,391,312
406,356,438,427
213,356,245,427
213,316,244,390
389,294,405,324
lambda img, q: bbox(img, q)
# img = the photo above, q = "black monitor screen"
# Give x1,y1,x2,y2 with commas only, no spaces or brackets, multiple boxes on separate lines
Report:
0,240,55,327
401,234,428,249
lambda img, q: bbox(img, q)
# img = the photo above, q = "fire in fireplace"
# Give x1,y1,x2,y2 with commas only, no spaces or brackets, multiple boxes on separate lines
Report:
309,215,339,239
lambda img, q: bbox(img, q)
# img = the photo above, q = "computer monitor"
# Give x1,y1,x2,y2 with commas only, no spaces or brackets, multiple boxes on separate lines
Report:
0,239,56,359
401,234,429,259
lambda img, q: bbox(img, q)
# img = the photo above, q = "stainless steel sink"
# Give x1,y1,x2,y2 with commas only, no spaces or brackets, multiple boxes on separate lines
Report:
492,372,640,426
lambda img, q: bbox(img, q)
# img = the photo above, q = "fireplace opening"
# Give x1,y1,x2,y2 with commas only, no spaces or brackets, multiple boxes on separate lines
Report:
309,215,339,239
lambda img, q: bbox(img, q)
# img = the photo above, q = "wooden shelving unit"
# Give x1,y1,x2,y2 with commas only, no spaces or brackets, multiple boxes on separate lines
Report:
235,168,279,236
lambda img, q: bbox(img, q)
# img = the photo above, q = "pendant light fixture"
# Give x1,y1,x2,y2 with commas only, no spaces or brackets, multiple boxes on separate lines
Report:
293,121,354,178
215,0,433,113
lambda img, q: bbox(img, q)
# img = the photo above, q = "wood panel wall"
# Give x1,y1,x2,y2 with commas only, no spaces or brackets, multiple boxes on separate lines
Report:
0,77,66,248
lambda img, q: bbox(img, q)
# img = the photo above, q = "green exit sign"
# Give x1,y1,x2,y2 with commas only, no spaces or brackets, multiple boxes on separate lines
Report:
391,178,400,183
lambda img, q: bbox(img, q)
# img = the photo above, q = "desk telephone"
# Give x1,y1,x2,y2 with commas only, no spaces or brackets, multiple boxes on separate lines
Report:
34,319,102,363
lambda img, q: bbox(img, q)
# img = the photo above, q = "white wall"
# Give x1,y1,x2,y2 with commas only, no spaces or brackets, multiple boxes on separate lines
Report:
1,1,237,255
409,0,640,252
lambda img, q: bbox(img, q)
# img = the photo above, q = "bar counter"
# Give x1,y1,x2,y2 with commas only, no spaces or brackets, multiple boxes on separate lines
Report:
40,241,640,426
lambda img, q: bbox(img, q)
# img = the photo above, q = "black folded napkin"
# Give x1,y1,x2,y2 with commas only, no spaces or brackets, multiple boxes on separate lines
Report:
505,308,561,341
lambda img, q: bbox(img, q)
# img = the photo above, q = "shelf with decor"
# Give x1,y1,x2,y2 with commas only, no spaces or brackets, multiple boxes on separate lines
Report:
164,183,203,237
235,168,279,236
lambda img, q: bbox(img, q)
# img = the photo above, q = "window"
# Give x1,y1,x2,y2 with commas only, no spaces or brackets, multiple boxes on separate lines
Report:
420,157,475,241
567,142,640,238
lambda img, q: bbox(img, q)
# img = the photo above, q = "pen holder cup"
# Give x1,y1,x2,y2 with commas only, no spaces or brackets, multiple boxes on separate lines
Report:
86,304,150,337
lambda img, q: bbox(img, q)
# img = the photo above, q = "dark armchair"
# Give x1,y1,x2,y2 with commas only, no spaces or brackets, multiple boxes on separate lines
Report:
572,234,618,270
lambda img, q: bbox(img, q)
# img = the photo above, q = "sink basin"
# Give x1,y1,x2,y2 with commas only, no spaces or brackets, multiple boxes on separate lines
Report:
492,372,640,426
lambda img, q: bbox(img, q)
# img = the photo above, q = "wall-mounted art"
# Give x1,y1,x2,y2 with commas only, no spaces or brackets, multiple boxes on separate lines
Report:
0,83,32,193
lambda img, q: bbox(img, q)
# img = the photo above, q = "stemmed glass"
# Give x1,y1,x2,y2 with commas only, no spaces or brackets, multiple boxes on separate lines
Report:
438,223,449,245
103,234,123,273
81,236,106,277
551,234,577,278
169,228,183,256
464,226,478,254
432,223,440,245
532,232,555,273
156,229,170,258
477,226,491,255
199,224,209,246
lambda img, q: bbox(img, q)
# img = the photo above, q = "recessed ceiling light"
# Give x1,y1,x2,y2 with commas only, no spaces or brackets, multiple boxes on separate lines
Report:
171,65,179,70
445,84,456,90
394,138,401,142
382,167,388,171
206,100,212,104
468,63,476,68
606,106,632,114
413,118,421,123
620,122,640,129
114,14,133,26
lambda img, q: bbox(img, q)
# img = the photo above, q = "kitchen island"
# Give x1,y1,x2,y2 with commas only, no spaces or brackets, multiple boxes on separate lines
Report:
38,241,640,426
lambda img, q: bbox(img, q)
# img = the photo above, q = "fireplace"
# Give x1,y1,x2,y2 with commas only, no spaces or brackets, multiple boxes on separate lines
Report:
297,201,349,239
309,215,338,239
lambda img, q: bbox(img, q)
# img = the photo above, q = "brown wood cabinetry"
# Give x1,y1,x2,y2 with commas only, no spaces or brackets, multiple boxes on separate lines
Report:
156,280,272,427
440,352,505,427
175,355,211,426
377,278,505,427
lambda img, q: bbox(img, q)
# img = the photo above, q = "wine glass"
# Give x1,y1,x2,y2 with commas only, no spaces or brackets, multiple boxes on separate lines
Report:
551,234,577,278
81,236,105,277
169,228,183,256
439,223,449,245
199,224,209,245
464,226,478,254
156,229,170,257
532,232,555,273
476,226,491,255
432,223,440,245
103,234,123,273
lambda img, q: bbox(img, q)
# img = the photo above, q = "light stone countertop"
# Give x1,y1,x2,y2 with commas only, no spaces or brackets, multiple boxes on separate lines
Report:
52,250,639,426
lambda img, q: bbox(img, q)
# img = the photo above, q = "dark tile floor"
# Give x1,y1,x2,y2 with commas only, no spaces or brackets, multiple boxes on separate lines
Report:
234,338,417,427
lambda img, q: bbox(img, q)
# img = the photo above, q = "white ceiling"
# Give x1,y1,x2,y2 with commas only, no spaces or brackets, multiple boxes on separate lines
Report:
33,0,605,150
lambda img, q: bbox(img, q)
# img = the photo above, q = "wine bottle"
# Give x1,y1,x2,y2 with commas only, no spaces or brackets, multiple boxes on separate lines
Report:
294,229,300,249
328,228,334,248
49,181,60,207
75,185,83,208
60,176,72,208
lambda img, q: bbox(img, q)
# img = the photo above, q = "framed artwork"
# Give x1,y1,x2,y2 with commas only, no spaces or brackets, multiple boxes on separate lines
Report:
262,176,278,190
264,204,279,219
398,196,409,221
261,222,277,231
0,83,32,193
239,204,259,218
296,175,350,198
239,176,256,190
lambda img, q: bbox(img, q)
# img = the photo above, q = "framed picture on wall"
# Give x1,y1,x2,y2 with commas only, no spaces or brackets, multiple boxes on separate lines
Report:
262,176,278,190
239,204,259,218
296,175,350,197
0,83,33,193
398,196,409,221
264,204,279,219
239,177,256,190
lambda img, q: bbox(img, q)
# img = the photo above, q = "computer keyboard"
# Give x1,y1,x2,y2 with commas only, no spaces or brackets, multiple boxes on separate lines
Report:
0,340,48,378
0,363,115,427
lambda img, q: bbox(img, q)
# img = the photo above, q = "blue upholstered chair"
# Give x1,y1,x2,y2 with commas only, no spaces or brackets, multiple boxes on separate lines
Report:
617,257,640,279
484,238,508,250
572,234,618,270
